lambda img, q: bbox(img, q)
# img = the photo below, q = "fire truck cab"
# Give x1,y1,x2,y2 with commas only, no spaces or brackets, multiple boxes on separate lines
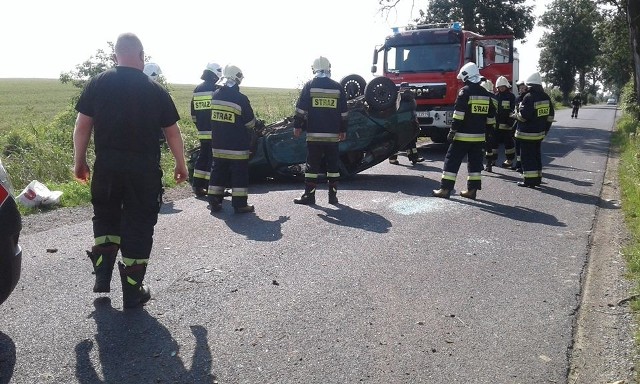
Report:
371,22,519,143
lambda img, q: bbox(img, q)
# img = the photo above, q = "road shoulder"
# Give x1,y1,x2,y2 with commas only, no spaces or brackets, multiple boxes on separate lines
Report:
568,146,638,383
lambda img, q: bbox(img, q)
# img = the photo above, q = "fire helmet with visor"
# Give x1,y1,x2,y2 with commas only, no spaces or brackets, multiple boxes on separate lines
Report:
457,62,481,83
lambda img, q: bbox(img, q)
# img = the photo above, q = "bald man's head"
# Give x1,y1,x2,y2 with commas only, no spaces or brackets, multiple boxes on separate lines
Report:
114,33,144,70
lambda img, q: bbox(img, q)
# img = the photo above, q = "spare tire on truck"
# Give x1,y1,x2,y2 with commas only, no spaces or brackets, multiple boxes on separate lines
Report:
340,74,367,101
365,76,398,112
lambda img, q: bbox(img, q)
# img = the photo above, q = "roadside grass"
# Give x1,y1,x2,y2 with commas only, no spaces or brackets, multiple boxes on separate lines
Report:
0,79,298,215
617,113,640,291
616,110,640,379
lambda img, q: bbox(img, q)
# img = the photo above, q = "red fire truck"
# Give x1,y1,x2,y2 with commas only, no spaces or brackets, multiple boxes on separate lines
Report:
371,22,519,143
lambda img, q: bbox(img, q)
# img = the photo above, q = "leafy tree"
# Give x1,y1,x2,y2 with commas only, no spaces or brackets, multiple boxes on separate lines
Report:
59,43,167,90
594,6,632,98
403,0,536,40
537,0,601,103
626,0,640,116
59,43,116,89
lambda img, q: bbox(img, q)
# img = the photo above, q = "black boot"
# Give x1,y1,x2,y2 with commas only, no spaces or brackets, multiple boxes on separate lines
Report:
294,183,316,205
87,244,118,293
408,153,425,164
118,262,151,309
208,195,223,212
328,183,338,205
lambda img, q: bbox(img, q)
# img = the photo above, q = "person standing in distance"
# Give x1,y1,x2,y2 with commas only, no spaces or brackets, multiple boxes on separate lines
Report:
191,62,222,197
432,62,496,200
208,64,257,214
73,32,188,309
571,92,582,118
293,56,348,205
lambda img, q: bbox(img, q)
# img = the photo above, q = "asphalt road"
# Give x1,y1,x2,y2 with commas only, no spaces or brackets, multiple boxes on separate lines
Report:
0,104,620,384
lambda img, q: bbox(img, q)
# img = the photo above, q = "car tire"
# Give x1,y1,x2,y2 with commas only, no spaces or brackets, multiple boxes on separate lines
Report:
340,74,367,100
365,77,398,112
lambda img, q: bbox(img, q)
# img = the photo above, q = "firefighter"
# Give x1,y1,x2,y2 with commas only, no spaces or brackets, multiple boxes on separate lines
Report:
388,137,425,165
511,79,528,172
73,33,188,308
293,56,349,205
208,64,257,213
491,76,517,168
571,92,582,118
191,62,222,197
433,62,496,200
480,78,498,172
143,62,162,81
513,72,554,187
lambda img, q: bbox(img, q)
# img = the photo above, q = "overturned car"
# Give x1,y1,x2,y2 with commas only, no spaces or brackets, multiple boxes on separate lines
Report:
0,158,22,306
188,75,420,182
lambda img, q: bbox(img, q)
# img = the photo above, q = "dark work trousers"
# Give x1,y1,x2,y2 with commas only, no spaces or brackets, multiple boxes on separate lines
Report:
192,139,212,191
306,142,340,185
518,139,543,185
492,129,516,160
484,125,497,163
91,154,163,261
572,105,579,117
210,158,249,208
440,141,484,191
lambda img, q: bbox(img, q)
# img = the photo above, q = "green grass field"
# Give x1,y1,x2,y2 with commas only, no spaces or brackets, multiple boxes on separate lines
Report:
0,78,299,213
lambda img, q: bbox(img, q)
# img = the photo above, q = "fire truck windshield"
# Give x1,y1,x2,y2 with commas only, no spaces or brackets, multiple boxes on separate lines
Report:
385,44,461,73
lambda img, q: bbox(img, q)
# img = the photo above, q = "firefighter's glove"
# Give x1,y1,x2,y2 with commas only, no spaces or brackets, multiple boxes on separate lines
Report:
447,130,456,143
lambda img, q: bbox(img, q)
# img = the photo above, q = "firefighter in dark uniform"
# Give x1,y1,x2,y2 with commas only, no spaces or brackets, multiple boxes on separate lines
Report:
432,62,496,200
514,72,554,187
571,92,582,118
293,56,349,205
388,138,425,165
491,76,517,168
190,62,222,197
511,79,528,171
480,78,498,172
73,33,189,308
208,64,257,213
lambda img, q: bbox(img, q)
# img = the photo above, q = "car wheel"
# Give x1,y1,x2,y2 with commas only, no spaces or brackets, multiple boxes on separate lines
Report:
365,77,398,111
340,74,367,100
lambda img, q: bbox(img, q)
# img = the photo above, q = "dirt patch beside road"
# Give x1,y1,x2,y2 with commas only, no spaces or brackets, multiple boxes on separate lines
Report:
568,148,638,383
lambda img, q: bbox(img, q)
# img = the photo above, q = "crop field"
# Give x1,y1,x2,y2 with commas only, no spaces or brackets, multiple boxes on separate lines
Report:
0,78,299,212
0,79,299,133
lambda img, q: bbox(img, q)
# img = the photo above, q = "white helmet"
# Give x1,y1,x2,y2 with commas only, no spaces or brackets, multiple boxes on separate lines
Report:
205,62,222,78
495,76,511,88
216,64,244,86
143,63,162,81
525,72,542,86
312,56,331,73
481,79,494,92
457,62,481,83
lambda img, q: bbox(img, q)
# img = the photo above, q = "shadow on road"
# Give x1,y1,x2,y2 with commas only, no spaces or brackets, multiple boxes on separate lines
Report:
212,211,290,242
457,198,567,227
311,204,392,233
75,297,215,383
0,332,15,384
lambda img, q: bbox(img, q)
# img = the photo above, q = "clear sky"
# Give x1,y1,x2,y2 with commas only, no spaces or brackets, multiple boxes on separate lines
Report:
1,0,549,89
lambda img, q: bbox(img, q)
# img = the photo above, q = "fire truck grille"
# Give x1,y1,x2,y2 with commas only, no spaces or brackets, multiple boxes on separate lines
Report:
409,84,447,100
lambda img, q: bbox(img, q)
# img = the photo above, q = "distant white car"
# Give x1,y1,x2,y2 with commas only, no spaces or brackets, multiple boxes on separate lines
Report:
606,98,617,105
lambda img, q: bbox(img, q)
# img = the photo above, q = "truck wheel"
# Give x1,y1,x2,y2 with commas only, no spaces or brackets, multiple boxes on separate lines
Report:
340,74,367,100
365,77,397,112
